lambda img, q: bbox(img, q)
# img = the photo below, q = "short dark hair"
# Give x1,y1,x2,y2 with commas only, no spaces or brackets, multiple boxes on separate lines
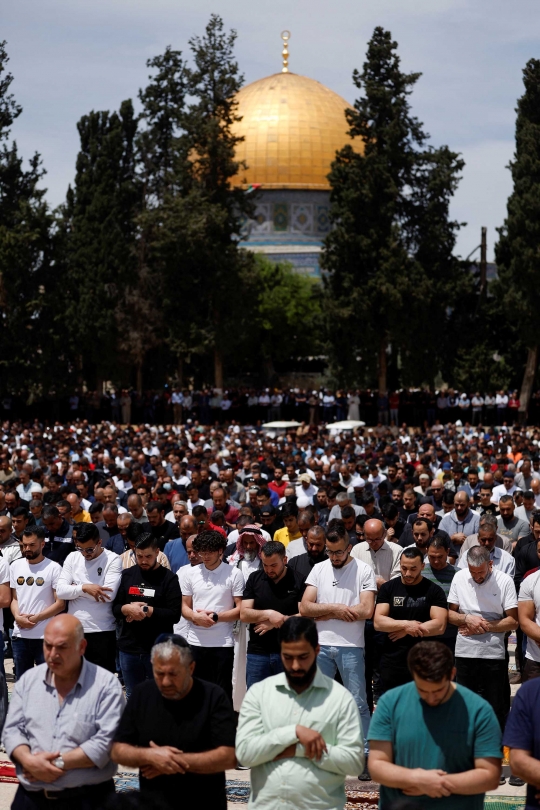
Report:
408,641,454,682
22,526,46,541
192,505,208,519
193,530,226,553
89,502,103,515
12,506,29,518
362,493,375,505
147,500,165,514
523,490,535,500
442,490,455,505
42,505,60,520
499,494,514,505
126,522,146,543
341,505,356,520
326,519,348,544
402,546,424,562
428,533,449,551
261,541,286,558
279,616,318,649
281,502,298,519
382,503,398,519
479,482,493,492
76,522,100,543
413,518,433,533
135,532,159,551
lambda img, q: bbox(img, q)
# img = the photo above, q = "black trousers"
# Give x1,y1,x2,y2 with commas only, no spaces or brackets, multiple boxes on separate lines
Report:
84,631,117,674
364,620,385,711
455,657,510,730
191,646,234,703
12,780,115,810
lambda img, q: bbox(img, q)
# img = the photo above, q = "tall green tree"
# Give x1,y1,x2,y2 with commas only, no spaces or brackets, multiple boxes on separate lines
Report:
495,59,540,418
60,99,140,386
0,41,57,394
322,27,465,391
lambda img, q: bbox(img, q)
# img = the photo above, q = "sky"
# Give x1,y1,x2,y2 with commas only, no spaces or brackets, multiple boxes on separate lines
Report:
4,0,540,261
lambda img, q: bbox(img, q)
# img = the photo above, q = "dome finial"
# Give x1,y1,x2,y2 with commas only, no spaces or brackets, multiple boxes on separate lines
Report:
281,30,290,73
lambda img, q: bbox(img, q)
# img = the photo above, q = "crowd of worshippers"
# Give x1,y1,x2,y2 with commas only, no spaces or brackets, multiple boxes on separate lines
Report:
6,386,540,427
0,419,540,808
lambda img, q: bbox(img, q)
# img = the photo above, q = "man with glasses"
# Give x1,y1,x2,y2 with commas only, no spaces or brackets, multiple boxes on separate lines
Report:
429,479,445,511
56,522,123,672
300,518,377,779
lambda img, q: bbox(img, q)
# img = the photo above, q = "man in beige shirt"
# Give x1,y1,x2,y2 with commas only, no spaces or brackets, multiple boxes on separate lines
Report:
352,518,402,717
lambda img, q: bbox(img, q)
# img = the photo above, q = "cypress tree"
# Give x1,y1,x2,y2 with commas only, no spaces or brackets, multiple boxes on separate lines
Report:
495,59,540,418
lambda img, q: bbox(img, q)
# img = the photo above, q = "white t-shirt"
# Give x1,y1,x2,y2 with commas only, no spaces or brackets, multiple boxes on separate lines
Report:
174,565,196,639
10,557,62,639
518,569,540,662
182,561,244,648
56,549,123,633
305,558,377,648
0,557,10,633
448,567,517,659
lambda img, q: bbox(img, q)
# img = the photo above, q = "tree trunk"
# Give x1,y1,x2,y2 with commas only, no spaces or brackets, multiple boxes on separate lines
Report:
214,347,224,391
518,345,538,423
136,362,143,395
378,336,388,394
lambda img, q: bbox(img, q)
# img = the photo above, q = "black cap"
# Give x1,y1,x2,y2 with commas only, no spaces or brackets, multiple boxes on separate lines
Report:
260,504,276,516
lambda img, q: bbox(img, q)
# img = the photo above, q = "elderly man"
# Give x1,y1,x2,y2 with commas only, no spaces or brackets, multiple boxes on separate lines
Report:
448,545,518,773
3,614,124,810
65,493,91,524
439,491,480,547
353,518,402,714
328,492,366,522
236,617,363,810
126,493,148,524
457,522,515,576
111,634,236,810
459,514,513,558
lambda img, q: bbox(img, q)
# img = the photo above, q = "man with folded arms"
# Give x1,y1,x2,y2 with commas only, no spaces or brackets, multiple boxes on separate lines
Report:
3,614,124,810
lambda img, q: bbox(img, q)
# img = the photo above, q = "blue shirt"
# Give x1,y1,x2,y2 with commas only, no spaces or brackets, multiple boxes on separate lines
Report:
3,659,125,791
163,538,189,572
503,677,540,809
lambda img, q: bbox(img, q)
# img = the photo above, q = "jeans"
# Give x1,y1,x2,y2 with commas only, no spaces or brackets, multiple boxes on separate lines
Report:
12,637,45,680
118,651,153,700
246,652,284,689
317,645,370,753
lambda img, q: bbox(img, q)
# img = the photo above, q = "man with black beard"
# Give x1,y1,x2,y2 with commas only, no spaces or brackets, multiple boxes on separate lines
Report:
288,525,328,583
236,617,364,809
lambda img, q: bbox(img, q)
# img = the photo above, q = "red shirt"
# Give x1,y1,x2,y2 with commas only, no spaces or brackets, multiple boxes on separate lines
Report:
268,480,287,498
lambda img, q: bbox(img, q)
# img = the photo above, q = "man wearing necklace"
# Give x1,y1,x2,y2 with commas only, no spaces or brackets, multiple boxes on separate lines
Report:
369,641,502,809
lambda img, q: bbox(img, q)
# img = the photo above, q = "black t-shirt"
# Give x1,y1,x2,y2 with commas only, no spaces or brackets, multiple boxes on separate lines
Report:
150,520,178,551
112,564,182,654
243,567,305,654
376,576,447,663
114,678,235,810
514,533,539,590
287,552,328,585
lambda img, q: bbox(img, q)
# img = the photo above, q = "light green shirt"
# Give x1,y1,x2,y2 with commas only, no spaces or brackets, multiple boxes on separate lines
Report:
236,668,363,810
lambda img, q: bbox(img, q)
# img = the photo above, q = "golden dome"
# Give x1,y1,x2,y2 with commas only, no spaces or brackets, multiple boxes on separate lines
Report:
231,72,358,190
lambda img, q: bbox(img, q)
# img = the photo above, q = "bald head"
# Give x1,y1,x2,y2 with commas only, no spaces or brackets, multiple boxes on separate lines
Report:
364,519,385,551
44,614,86,678
180,514,197,541
0,515,12,545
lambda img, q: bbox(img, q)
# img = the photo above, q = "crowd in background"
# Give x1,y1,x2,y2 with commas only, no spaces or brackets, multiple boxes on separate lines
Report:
3,386,540,427
0,414,539,807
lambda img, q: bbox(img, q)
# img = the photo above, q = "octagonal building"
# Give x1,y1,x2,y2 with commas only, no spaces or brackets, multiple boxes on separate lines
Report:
231,57,358,279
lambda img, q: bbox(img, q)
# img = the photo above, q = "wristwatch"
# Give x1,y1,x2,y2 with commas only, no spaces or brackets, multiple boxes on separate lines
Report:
53,756,65,770
212,612,219,623
142,606,149,617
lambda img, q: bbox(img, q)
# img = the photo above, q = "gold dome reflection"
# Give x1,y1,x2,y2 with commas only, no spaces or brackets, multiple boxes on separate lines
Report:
231,72,360,190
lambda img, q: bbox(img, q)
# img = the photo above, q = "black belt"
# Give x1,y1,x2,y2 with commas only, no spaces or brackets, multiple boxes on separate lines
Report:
30,780,114,801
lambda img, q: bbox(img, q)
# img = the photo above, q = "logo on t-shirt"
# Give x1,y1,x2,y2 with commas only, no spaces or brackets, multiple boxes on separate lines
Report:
16,577,24,586
26,577,34,586
98,568,103,576
35,577,44,587
394,596,405,606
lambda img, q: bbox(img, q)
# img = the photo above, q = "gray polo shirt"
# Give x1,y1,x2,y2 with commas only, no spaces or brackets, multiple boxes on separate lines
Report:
439,509,480,538
3,658,124,791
